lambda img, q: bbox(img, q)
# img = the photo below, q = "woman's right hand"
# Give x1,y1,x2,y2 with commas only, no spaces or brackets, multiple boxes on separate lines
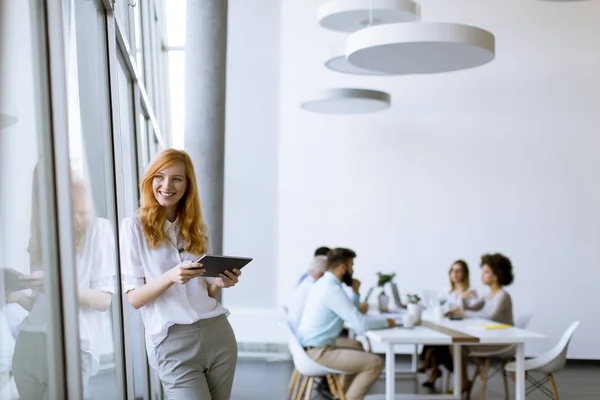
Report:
462,289,477,300
167,261,205,284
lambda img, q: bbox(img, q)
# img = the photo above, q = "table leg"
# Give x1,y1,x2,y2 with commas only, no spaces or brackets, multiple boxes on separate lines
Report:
515,343,525,400
453,344,462,398
386,342,395,400
411,345,418,373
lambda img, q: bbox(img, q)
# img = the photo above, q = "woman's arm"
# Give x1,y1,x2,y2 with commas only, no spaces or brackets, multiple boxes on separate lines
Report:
6,292,35,311
78,288,112,311
126,273,174,309
464,297,484,311
83,219,115,312
127,262,205,309
207,283,222,299
465,291,509,321
463,290,484,310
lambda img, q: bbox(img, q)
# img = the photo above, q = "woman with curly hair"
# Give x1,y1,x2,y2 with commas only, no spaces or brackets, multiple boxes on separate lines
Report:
120,149,241,400
448,253,515,396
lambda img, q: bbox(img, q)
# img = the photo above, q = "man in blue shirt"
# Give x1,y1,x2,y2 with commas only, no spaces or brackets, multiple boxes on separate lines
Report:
298,248,395,400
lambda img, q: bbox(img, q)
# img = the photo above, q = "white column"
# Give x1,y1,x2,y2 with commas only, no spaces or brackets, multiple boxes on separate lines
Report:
184,0,228,254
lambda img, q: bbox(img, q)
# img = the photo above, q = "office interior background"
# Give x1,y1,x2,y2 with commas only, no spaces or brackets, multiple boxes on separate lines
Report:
0,0,599,399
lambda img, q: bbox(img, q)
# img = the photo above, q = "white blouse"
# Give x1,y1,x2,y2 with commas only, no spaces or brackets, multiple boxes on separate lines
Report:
439,287,479,314
119,216,228,368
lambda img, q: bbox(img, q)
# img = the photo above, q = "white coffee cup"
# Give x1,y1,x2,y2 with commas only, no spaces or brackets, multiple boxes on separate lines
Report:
402,313,415,328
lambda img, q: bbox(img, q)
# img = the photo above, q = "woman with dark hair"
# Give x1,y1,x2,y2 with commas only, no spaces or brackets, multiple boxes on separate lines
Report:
448,253,515,395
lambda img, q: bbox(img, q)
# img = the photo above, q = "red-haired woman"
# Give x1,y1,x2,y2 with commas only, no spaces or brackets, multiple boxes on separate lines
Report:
120,149,241,400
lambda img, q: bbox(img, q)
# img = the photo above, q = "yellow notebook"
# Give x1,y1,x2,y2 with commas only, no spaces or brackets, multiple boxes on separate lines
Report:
482,324,511,330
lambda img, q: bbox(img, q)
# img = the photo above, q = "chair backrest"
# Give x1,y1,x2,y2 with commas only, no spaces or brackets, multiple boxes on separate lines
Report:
515,313,533,329
283,322,347,376
533,321,581,374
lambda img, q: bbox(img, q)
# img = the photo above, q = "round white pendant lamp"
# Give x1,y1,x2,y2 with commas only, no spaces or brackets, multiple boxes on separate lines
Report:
318,0,418,33
347,22,495,74
325,54,393,75
301,88,390,114
0,114,17,128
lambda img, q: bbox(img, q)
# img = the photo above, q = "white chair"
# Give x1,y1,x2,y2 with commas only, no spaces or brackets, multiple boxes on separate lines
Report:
504,321,581,400
515,313,533,331
284,322,349,400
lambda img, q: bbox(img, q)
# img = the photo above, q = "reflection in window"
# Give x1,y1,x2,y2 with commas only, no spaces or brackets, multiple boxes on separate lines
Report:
1,1,59,398
10,169,116,398
66,0,121,397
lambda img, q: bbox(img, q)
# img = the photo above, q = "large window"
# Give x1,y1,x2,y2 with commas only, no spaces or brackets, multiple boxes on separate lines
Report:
1,0,171,398
0,1,65,399
67,1,123,398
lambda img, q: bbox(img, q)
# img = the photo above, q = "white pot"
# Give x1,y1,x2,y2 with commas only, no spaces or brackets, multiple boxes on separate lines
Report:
407,303,422,323
378,293,390,313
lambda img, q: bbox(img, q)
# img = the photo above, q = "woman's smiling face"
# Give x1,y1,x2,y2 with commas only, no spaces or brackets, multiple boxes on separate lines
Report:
152,161,188,209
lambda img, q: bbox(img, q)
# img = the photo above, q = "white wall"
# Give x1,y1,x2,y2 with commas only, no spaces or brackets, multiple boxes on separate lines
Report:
223,0,281,338
277,0,600,359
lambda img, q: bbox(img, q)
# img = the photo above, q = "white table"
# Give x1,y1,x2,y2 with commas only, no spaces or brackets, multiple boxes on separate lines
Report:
365,317,547,400
347,311,421,374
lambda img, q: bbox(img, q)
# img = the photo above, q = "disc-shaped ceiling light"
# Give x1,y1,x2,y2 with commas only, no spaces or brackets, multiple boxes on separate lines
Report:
318,0,418,33
0,114,17,128
325,54,393,75
324,43,391,75
347,22,495,74
301,88,390,114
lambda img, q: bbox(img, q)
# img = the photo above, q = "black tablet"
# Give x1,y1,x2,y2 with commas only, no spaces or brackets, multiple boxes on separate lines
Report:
195,255,253,278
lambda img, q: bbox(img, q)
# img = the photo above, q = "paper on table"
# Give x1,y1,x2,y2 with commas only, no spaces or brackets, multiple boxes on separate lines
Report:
468,323,512,330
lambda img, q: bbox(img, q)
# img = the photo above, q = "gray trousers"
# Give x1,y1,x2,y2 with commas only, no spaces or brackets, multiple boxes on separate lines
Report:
155,314,238,400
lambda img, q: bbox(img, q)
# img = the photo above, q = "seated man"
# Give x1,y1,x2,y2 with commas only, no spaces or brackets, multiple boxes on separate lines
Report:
295,246,331,287
298,248,395,400
287,252,328,331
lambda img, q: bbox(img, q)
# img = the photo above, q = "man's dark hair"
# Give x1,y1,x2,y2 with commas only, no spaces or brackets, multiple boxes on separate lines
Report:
480,253,514,286
314,246,331,257
326,248,357,270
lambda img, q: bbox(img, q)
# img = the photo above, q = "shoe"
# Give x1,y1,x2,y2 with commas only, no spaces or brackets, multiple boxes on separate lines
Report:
461,380,473,400
316,379,335,400
418,348,435,373
422,367,441,388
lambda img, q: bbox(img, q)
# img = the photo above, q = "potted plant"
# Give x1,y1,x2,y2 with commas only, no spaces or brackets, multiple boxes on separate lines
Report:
406,294,422,323
376,272,396,313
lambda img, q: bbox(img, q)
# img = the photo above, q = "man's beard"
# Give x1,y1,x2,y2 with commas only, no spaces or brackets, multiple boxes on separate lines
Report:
342,271,353,286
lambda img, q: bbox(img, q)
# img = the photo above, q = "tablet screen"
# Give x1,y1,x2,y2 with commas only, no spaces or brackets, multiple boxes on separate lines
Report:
195,255,253,278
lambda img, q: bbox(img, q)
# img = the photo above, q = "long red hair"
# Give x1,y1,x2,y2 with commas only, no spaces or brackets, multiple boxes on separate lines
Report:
139,149,208,254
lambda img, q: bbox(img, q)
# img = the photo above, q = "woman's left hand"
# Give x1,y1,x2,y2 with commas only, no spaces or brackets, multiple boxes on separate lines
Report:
214,268,241,288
